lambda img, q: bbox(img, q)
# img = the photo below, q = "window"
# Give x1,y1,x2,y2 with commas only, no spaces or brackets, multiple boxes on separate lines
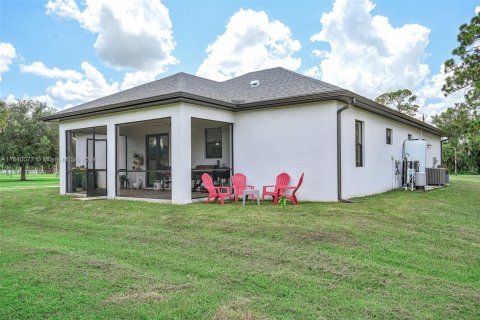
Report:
205,128,222,158
408,133,412,141
355,120,364,167
386,128,392,145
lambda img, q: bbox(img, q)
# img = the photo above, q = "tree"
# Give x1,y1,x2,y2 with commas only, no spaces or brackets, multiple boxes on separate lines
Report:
432,97,480,174
0,99,58,180
375,89,420,117
435,12,480,174
443,12,480,100
0,99,8,132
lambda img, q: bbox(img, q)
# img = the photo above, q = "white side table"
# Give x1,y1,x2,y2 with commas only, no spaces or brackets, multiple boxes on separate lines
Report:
242,189,260,206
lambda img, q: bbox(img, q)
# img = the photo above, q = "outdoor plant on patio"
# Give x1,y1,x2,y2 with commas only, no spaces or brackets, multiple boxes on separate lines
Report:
71,165,86,191
119,174,129,189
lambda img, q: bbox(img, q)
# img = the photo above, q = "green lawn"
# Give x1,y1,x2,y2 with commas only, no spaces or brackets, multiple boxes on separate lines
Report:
0,173,59,189
0,175,479,319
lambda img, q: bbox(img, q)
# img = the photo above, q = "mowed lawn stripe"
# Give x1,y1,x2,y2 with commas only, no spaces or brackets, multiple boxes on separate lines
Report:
0,175,479,319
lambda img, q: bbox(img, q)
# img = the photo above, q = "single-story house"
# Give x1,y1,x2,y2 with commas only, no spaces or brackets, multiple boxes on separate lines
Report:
43,67,446,204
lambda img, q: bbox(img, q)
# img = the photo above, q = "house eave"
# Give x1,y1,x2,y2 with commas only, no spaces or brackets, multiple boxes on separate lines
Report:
234,90,447,137
43,90,447,137
340,92,448,137
41,92,236,121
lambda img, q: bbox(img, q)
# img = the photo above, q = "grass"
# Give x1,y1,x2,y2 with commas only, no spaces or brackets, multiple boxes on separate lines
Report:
0,174,479,319
0,173,59,189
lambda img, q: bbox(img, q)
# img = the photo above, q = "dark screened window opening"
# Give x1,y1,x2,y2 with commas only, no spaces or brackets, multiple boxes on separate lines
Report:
355,120,364,167
408,133,412,141
386,128,392,145
206,128,222,158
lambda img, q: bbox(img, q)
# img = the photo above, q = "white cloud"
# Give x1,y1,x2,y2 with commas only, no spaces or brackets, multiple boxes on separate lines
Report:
5,93,17,104
20,61,82,80
475,6,480,14
311,49,327,59
309,0,430,99
197,9,301,81
303,66,321,78
120,70,158,91
47,62,119,103
46,0,177,77
32,94,56,107
0,42,17,82
20,59,149,101
416,65,464,121
4,93,57,109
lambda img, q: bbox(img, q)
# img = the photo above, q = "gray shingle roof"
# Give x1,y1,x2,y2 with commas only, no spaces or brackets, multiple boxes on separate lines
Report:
220,67,343,103
44,67,446,136
50,67,343,116
52,72,224,116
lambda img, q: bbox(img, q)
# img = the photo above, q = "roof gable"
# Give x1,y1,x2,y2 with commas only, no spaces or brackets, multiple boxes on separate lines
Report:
51,67,343,116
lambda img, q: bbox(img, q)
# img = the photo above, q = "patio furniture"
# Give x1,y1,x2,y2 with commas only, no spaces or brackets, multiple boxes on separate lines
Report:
231,173,255,202
132,178,143,189
192,165,231,192
159,169,171,190
242,189,260,206
276,173,304,205
262,172,291,204
119,174,129,189
153,180,162,191
202,173,231,205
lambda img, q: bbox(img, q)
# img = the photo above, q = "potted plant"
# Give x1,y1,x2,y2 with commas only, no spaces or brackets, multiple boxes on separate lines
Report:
119,174,129,189
71,165,86,191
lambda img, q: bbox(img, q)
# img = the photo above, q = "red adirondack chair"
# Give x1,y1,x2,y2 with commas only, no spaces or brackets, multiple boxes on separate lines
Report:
231,173,255,202
276,173,304,205
262,172,290,203
202,173,231,205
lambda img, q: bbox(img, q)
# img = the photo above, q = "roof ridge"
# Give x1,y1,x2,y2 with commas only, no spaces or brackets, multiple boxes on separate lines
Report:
177,71,222,83
220,66,284,82
176,72,187,91
277,67,343,90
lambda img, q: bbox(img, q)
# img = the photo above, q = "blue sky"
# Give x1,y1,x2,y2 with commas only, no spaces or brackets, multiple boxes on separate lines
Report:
0,0,478,120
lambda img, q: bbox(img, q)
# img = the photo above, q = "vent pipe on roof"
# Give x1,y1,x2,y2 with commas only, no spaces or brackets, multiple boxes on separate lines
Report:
250,80,260,87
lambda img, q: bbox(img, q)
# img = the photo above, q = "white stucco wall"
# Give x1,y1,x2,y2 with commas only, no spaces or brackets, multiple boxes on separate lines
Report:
233,101,339,201
340,106,442,199
58,99,442,203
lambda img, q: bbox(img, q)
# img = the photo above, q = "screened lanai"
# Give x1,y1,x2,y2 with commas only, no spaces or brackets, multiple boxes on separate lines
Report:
115,117,232,201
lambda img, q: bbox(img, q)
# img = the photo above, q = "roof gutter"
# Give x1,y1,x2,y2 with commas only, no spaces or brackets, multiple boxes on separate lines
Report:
41,92,236,121
337,97,355,203
42,89,447,137
336,93,447,137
